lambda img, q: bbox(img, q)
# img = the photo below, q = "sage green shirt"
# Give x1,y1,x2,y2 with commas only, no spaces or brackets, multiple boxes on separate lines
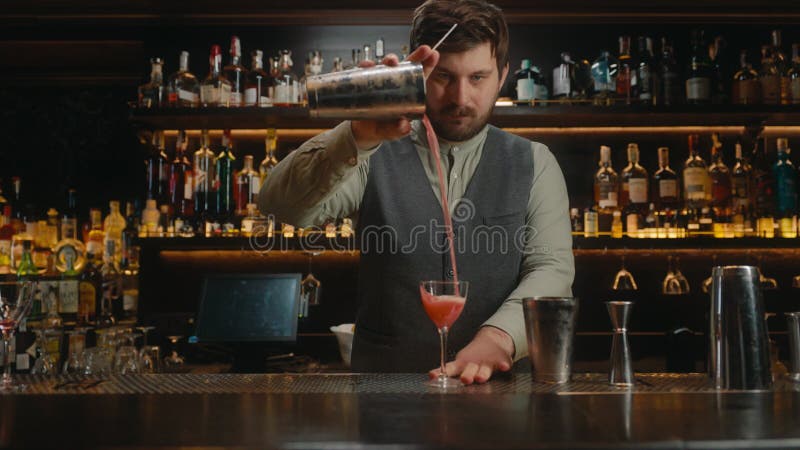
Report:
258,120,574,361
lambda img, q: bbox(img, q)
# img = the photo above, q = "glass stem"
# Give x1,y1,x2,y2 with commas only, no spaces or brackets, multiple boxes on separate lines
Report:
439,327,448,381
3,336,11,385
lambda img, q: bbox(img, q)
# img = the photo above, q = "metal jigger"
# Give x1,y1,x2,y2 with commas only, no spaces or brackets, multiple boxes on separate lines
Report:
607,301,634,386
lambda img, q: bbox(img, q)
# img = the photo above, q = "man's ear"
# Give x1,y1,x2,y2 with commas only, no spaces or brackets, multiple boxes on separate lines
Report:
498,62,509,94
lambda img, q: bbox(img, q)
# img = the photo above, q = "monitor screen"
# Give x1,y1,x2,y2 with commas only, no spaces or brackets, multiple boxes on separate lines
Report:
194,274,302,343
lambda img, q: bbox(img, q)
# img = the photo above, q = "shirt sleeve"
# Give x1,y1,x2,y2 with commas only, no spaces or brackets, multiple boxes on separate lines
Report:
257,121,379,228
482,141,575,362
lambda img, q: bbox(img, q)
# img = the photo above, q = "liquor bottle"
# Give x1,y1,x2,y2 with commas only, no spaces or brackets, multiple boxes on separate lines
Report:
245,50,273,107
85,209,104,260
15,235,37,278
223,36,246,107
552,53,575,100
583,204,599,238
169,130,194,222
708,36,729,105
193,129,216,222
331,57,344,73
78,248,101,325
376,37,385,60
645,203,658,237
770,30,790,104
732,50,762,105
698,206,714,234
683,134,710,209
166,51,200,107
141,199,160,237
300,51,324,103
215,130,236,223
120,202,138,268
9,177,24,234
751,138,775,234
593,145,619,212
658,38,682,106
637,36,655,104
200,45,232,107
653,147,679,210
708,134,732,219
103,201,126,264
259,129,279,187
569,208,583,233
144,131,169,204
616,36,637,104
788,44,800,105
138,57,164,108
623,202,641,238
759,45,781,105
61,188,78,244
731,142,752,213
159,204,172,237
98,239,121,328
620,143,648,209
515,59,536,101
273,50,300,106
235,155,259,217
121,242,139,322
611,210,623,238
774,138,797,217
685,30,712,104
31,216,53,273
591,50,618,105
0,206,13,273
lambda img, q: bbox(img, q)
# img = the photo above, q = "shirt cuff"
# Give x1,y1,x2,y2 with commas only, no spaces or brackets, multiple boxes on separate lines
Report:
482,299,528,362
323,121,380,169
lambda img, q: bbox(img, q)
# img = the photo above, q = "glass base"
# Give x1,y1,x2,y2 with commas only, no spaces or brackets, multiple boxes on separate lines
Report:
428,374,463,390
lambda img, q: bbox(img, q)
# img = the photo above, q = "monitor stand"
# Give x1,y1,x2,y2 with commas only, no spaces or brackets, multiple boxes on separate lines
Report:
229,342,294,373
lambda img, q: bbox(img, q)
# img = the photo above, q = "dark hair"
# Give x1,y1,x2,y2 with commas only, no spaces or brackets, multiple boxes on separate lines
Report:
410,0,509,74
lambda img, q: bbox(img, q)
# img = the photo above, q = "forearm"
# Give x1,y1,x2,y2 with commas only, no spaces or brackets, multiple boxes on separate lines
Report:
258,121,377,227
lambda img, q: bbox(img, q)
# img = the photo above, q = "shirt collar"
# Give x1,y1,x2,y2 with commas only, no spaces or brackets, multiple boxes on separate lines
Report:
410,119,489,157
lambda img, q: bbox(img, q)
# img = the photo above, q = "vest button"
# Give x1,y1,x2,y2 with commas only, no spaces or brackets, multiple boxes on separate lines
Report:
446,269,454,278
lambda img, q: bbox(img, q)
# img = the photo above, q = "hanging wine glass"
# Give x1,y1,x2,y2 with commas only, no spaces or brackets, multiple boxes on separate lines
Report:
662,256,689,295
673,256,690,293
300,251,322,317
612,254,638,291
756,255,779,290
701,255,718,294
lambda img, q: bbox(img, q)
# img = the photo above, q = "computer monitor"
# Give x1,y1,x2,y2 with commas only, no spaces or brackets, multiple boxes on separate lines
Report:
194,274,302,371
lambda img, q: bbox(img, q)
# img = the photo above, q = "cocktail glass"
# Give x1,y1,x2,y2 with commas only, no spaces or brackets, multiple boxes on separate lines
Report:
0,281,36,392
420,280,468,389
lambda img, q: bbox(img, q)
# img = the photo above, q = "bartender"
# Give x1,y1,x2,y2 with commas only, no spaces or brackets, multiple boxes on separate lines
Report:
259,0,574,384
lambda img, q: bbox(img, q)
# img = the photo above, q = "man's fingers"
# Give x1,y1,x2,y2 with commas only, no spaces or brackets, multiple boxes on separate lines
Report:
496,360,512,372
358,60,377,69
381,54,400,66
474,365,493,384
405,45,440,78
460,362,479,385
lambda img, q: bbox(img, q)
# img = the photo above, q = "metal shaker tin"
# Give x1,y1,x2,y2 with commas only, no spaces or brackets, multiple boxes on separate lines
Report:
306,61,426,119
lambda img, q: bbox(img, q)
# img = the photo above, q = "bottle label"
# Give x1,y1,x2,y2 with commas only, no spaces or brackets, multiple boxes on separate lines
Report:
583,212,599,235
760,75,781,104
516,78,535,101
662,72,680,103
184,173,193,200
683,168,708,200
178,89,199,104
59,280,79,313
0,240,10,267
123,289,138,312
201,85,219,104
732,80,761,104
777,176,798,213
659,179,678,198
686,77,711,100
553,66,571,97
791,79,800,104
597,181,618,209
245,88,273,106
638,66,652,99
251,177,261,199
626,213,639,233
274,84,293,104
533,83,548,100
628,178,648,203
78,281,96,319
230,92,243,106
241,218,254,234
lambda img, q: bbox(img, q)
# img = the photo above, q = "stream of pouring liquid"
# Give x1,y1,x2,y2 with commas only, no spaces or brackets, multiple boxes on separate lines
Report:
421,114,460,296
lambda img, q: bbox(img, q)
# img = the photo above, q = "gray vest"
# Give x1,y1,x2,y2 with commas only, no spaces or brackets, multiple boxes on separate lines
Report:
352,125,533,372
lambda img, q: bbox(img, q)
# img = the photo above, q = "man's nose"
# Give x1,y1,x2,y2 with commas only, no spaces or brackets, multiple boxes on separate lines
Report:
447,78,470,106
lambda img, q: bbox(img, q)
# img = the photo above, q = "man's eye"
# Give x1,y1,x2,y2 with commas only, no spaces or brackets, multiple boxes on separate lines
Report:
471,75,485,82
434,72,450,81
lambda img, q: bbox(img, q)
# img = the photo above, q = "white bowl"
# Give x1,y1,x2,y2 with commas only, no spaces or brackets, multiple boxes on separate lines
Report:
330,323,355,368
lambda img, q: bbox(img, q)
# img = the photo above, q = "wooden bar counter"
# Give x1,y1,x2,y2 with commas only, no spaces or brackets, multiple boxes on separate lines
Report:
2,373,800,449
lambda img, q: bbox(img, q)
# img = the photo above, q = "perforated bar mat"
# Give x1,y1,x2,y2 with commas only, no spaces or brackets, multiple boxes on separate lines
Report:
7,373,800,395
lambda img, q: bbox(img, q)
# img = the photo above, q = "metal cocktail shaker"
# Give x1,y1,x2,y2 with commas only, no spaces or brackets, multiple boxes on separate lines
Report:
306,62,426,119
523,297,579,383
709,265,772,390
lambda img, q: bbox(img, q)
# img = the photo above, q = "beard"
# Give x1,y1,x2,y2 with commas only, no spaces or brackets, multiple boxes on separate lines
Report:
426,102,494,142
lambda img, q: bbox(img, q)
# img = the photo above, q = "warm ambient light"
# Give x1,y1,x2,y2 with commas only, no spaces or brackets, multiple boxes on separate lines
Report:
162,126,800,139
